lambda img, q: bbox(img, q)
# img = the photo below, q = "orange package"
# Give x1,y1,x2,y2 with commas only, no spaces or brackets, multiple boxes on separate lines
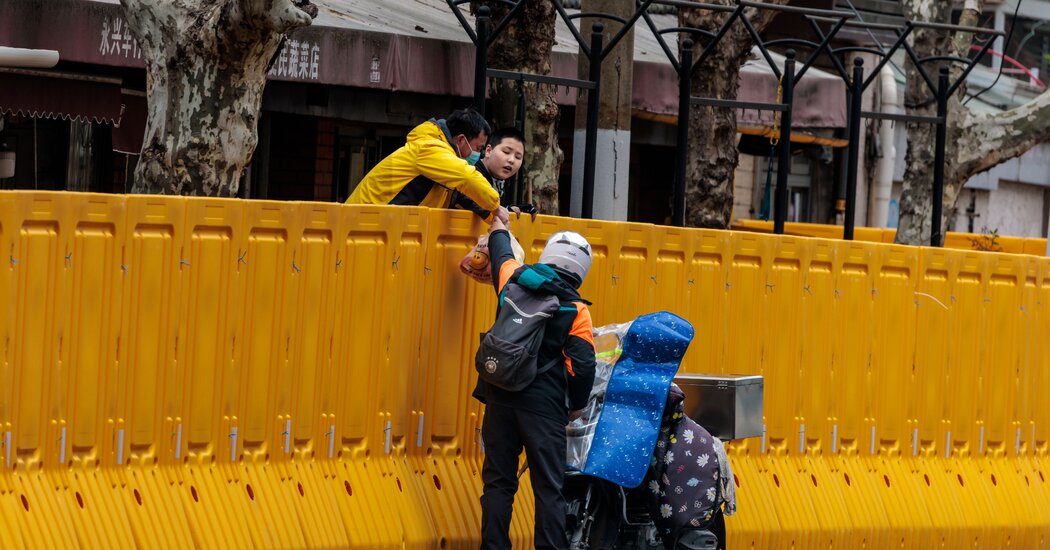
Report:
460,232,525,283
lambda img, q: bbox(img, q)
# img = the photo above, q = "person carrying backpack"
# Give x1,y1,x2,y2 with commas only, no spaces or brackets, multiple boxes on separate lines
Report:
473,216,597,549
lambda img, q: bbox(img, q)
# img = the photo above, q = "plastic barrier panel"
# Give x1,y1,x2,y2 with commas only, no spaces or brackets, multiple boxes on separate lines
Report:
734,219,1050,257
0,191,1048,548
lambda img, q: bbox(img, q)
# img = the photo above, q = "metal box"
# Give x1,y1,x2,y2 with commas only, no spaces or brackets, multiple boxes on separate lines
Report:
674,373,764,441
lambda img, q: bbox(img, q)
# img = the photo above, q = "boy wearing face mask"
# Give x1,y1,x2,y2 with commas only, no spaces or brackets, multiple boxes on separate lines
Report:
447,127,538,220
346,108,509,224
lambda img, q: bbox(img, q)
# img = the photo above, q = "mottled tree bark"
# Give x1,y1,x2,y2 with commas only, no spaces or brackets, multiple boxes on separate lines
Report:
679,1,788,229
482,1,562,214
120,0,316,196
896,0,969,244
896,0,1050,245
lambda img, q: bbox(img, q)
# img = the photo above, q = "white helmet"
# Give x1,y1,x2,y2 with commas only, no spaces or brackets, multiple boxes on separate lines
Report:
539,231,592,283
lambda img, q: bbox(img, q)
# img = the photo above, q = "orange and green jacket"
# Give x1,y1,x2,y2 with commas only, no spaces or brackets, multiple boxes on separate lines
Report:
471,229,597,418
346,119,500,219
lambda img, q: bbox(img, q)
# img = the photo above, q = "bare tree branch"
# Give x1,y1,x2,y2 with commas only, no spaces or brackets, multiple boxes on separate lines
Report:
898,0,1050,244
955,89,1050,181
951,1,981,57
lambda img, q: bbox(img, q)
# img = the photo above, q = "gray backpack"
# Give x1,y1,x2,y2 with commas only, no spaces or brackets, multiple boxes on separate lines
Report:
475,264,562,391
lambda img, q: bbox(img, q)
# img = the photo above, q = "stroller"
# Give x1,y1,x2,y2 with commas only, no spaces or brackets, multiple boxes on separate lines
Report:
564,312,748,549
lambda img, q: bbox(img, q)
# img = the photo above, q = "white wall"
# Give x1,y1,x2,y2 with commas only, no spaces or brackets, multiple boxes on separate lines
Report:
952,181,1047,238
570,128,631,221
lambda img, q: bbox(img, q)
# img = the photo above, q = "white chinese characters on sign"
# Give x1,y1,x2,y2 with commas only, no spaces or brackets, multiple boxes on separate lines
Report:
99,18,141,60
370,56,381,83
97,18,321,81
268,40,321,80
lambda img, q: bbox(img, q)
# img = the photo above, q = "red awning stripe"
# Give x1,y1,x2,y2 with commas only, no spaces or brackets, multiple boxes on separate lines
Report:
0,70,124,125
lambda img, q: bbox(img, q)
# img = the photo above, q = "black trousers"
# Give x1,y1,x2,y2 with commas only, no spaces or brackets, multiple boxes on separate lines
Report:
710,508,727,550
480,404,568,549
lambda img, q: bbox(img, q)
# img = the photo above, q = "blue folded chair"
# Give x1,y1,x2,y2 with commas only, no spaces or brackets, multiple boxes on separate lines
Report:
581,311,694,488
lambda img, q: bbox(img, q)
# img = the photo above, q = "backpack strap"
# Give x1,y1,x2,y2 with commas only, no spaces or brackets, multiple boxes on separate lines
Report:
535,356,561,376
500,263,559,307
514,263,558,290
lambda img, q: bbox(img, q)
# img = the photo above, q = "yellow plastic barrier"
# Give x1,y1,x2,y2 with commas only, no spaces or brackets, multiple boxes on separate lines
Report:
734,218,1050,256
1,190,1049,548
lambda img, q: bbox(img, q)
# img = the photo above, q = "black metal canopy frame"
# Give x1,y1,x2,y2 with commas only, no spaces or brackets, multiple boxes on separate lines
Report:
640,0,855,231
807,15,1003,245
448,1,1002,246
448,0,658,219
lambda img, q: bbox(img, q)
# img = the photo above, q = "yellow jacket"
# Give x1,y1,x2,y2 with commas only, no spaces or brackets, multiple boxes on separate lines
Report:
346,120,500,217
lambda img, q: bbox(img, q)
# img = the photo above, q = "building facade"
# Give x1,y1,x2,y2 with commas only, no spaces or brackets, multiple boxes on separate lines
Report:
1,0,851,225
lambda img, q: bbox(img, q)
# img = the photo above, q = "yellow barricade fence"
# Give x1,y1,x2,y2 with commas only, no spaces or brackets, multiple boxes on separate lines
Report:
733,218,1050,256
1,191,1048,548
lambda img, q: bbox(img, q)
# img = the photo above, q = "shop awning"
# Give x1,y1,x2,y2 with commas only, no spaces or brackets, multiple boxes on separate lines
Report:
0,69,124,124
0,0,846,129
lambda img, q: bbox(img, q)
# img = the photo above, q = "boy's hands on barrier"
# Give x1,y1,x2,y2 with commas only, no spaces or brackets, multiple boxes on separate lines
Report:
509,204,538,222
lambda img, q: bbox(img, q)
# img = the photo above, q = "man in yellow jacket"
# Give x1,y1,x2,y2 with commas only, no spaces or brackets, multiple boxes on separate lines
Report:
347,109,508,223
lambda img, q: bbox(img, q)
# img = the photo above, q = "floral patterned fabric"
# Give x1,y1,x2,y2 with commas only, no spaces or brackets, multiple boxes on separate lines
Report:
642,384,732,545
